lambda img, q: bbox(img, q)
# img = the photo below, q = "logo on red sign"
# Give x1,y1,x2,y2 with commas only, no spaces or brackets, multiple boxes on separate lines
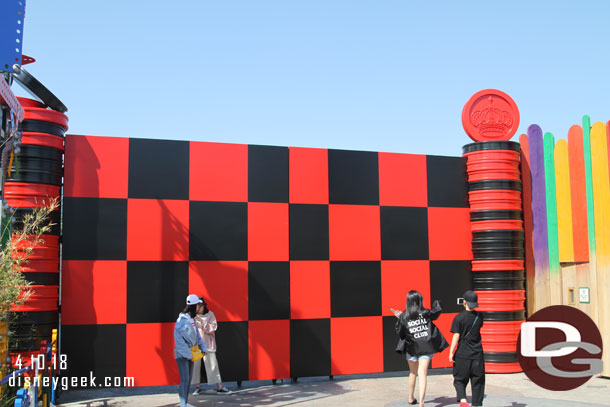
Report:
462,89,520,142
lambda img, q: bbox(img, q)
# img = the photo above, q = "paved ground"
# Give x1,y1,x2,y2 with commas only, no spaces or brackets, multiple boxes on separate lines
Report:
57,370,610,407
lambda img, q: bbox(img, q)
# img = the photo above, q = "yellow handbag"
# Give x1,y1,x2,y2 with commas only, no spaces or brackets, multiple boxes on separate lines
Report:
190,345,203,362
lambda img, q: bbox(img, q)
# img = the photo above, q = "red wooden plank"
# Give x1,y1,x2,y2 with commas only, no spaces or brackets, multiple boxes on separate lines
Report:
519,133,535,314
568,125,590,262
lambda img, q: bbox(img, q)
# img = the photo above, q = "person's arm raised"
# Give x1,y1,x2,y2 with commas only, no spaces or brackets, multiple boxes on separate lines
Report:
429,300,442,321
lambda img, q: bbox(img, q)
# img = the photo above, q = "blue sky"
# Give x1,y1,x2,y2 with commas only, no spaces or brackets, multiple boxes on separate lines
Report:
15,1,610,156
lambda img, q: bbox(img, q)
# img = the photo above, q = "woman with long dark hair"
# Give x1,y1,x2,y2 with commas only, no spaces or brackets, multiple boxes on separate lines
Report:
174,294,208,407
395,290,448,407
192,297,230,394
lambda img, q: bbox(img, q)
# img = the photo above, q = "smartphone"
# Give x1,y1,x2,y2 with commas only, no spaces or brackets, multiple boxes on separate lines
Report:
457,298,464,305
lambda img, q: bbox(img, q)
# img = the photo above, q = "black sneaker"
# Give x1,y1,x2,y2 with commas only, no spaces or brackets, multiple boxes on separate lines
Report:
217,387,231,394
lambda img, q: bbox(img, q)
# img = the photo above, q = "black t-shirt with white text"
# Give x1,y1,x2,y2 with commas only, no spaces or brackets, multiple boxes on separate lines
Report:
450,310,484,359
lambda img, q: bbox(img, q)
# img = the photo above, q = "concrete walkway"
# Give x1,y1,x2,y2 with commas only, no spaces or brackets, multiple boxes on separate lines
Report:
57,371,610,407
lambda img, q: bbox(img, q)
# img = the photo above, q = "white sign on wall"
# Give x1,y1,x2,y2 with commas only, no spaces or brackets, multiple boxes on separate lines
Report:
579,287,590,304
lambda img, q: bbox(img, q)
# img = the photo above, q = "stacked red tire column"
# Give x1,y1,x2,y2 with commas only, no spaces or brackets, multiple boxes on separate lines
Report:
463,141,525,373
5,97,66,360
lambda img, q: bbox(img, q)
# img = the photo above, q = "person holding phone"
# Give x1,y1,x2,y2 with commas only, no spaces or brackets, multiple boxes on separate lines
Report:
449,290,485,407
394,290,449,407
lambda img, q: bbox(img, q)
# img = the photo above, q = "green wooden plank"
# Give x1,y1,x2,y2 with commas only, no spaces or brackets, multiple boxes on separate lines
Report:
1,211,10,249
583,115,596,255
543,132,560,274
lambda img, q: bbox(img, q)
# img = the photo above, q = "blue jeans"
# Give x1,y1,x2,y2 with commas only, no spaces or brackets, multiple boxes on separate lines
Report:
176,357,194,407
408,354,433,362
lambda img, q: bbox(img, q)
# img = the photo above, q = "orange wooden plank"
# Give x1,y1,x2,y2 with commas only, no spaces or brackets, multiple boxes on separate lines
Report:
555,139,575,263
607,121,610,188
568,125,590,262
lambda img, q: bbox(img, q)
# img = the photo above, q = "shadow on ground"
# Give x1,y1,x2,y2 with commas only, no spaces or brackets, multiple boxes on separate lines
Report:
58,376,354,407
387,395,605,407
387,396,530,407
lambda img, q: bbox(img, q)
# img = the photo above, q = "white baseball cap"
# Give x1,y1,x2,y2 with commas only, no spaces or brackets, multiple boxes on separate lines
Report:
186,294,203,305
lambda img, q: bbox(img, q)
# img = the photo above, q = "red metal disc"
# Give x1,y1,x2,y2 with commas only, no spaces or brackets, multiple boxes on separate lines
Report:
471,219,523,231
20,260,60,273
4,182,61,209
17,96,45,109
472,260,524,271
21,132,65,150
475,290,526,311
484,361,522,373
464,150,521,162
467,169,521,182
23,107,69,130
468,189,522,211
11,285,59,312
462,89,520,142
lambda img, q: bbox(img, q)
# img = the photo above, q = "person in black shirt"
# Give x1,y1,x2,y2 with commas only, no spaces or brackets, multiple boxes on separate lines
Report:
449,290,485,407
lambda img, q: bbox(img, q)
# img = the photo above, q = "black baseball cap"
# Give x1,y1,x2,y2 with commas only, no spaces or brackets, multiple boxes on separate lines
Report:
463,290,479,308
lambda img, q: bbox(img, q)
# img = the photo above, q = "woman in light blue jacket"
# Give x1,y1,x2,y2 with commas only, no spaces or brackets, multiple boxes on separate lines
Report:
175,294,208,407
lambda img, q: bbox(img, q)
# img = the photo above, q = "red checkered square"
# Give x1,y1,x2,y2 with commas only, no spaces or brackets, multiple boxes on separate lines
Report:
290,261,330,319
189,261,248,322
126,323,179,386
127,199,189,261
431,312,458,368
331,316,383,375
428,207,472,260
381,260,430,317
289,147,329,204
190,141,248,202
248,202,289,261
329,204,380,260
249,320,290,380
379,152,427,206
61,261,126,325
64,135,129,198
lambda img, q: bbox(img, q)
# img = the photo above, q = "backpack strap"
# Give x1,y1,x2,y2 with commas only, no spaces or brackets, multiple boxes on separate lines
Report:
458,314,479,344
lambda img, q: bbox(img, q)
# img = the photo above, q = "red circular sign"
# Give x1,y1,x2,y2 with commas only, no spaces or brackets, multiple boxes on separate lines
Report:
462,89,520,142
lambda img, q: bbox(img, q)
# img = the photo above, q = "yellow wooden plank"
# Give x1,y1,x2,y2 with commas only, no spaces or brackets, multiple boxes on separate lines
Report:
590,121,610,377
555,139,575,263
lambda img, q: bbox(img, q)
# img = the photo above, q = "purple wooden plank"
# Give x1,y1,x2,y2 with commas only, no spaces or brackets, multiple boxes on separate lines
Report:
528,124,550,274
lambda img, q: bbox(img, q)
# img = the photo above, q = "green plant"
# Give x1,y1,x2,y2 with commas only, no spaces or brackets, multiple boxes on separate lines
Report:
0,199,58,316
0,198,58,403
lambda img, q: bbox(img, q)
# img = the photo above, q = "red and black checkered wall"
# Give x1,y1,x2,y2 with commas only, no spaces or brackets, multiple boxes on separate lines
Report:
60,135,473,386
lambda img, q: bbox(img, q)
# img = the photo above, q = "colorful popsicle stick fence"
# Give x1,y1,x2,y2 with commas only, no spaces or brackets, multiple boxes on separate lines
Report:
520,117,610,377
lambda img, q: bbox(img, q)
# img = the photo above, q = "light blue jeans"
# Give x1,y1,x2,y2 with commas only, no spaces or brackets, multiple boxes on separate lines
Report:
176,357,194,407
408,354,433,362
